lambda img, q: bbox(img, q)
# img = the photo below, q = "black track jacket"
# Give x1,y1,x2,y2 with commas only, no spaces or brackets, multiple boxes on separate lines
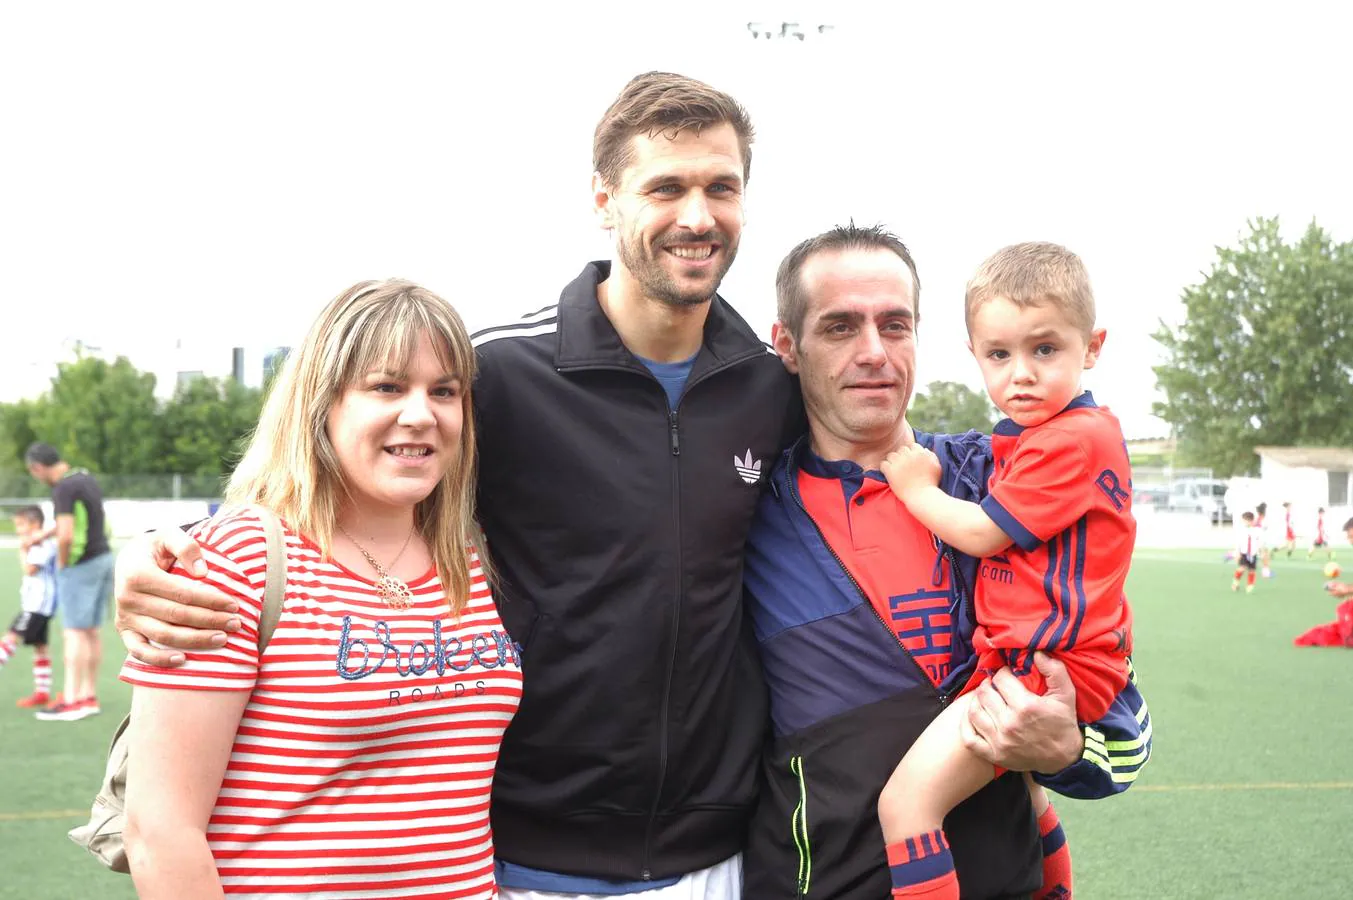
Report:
472,261,804,882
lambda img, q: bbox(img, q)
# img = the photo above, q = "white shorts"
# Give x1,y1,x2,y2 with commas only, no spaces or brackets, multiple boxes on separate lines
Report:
497,854,741,900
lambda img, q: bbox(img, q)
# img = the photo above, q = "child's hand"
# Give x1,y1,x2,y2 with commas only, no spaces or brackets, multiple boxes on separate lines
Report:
880,444,941,501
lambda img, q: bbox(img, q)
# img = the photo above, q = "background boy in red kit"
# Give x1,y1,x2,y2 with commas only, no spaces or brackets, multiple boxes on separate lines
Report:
877,242,1135,899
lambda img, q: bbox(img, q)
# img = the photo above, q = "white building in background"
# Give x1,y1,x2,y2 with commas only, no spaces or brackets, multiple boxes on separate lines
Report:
1253,446,1353,536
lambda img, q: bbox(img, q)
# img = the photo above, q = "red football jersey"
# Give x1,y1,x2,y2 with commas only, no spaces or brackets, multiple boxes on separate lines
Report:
974,394,1134,723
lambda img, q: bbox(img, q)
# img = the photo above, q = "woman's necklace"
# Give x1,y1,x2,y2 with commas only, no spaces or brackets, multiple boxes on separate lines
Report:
337,525,416,610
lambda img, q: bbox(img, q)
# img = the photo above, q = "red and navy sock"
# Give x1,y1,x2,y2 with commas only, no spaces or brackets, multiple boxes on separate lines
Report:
886,829,958,898
1036,803,1073,899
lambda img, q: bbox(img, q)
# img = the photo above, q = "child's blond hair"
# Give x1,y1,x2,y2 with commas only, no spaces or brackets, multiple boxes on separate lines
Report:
965,241,1095,335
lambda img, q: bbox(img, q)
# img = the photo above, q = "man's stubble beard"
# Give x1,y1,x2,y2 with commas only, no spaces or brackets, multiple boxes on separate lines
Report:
615,231,738,309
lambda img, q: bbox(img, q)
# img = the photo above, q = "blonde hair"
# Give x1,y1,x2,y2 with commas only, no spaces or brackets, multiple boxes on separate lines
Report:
965,242,1095,335
227,279,484,614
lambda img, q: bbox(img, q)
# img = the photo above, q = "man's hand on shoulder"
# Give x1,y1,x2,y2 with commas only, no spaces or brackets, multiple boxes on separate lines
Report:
115,528,242,667
959,652,1083,774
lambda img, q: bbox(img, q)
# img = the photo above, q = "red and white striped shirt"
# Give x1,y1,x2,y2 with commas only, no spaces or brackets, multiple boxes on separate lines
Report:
122,510,522,899
1236,524,1265,558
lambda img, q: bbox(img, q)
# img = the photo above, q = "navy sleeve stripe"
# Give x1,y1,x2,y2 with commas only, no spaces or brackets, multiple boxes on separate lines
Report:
980,495,1040,552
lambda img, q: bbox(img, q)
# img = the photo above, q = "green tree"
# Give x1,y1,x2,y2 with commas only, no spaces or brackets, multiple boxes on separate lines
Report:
0,397,45,469
30,354,162,474
1153,218,1353,476
909,381,997,435
0,398,49,497
159,376,263,476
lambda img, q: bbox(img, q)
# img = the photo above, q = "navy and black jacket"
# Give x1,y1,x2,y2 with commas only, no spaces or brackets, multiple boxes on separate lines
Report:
742,429,1152,899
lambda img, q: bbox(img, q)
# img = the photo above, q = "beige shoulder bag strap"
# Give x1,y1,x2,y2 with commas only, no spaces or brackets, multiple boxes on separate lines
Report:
252,506,288,651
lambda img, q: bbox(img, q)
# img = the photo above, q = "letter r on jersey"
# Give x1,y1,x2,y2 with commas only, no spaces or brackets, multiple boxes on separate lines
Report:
1095,468,1130,511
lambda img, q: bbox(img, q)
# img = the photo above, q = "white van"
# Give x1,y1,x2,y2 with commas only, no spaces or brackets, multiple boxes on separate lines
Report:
1168,478,1231,523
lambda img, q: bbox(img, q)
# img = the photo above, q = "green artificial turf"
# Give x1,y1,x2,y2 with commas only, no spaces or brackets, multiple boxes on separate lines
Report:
1,547,1347,898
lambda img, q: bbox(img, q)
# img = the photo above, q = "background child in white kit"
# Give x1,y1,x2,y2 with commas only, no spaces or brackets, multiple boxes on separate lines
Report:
1233,511,1264,594
0,506,57,707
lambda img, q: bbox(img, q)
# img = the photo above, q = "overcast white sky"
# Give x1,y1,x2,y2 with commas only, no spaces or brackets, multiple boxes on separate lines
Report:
4,1,1350,437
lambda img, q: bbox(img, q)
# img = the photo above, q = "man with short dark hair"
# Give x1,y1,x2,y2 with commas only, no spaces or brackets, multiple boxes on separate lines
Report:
24,442,113,721
741,224,1150,898
463,70,795,898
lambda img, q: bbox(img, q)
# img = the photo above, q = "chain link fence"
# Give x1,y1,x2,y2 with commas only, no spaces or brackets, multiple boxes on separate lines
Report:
0,471,224,536
0,471,225,501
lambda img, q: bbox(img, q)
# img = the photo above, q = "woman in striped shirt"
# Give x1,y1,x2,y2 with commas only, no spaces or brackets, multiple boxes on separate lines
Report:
121,281,522,899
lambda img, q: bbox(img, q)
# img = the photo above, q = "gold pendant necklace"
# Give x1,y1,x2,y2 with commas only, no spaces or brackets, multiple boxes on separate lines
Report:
371,572,415,610
338,525,416,610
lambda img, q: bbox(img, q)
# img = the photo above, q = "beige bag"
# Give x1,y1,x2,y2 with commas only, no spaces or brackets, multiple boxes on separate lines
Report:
68,506,288,872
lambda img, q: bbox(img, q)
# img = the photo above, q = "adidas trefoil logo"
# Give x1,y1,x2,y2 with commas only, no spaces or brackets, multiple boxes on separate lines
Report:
735,449,763,485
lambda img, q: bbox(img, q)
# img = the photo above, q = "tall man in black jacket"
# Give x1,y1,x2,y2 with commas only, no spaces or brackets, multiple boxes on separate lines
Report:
112,74,1092,899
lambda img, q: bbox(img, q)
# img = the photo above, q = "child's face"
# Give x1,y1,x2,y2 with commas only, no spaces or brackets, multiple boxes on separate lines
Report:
12,517,32,539
968,296,1104,427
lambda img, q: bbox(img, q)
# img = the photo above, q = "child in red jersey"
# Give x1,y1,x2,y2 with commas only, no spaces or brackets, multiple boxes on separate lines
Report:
877,242,1135,900
1280,501,1298,557
1309,507,1334,560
